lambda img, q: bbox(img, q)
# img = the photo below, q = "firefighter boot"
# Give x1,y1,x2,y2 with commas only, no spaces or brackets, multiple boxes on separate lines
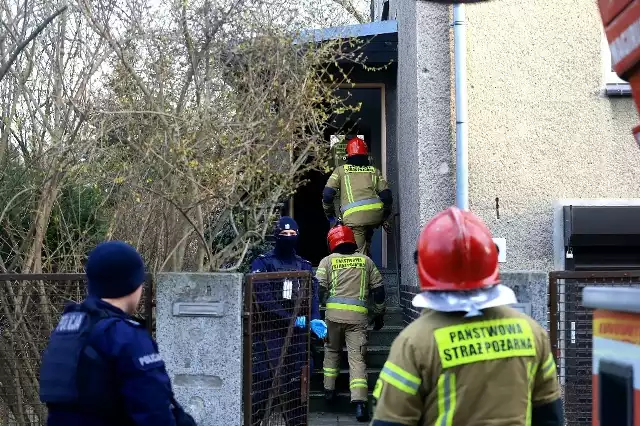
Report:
324,389,336,402
354,401,369,422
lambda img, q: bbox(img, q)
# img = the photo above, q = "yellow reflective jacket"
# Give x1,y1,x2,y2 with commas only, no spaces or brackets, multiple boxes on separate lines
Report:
315,253,384,324
323,165,388,227
372,306,561,426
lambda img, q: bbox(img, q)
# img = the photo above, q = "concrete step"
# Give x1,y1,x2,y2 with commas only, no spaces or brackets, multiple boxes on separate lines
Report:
313,345,389,370
309,391,375,415
367,325,402,346
310,368,380,391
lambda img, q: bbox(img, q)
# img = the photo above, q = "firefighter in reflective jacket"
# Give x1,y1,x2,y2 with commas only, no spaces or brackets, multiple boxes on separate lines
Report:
371,207,564,426
315,225,386,422
322,137,393,255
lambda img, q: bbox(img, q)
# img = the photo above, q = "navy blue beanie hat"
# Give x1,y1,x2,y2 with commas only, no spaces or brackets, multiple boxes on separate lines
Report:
274,216,299,237
86,241,146,299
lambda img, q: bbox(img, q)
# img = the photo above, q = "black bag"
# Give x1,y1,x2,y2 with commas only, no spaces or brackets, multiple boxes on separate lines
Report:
171,396,197,426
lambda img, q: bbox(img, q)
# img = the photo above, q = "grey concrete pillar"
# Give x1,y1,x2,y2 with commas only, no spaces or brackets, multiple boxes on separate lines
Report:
396,0,454,316
156,273,243,426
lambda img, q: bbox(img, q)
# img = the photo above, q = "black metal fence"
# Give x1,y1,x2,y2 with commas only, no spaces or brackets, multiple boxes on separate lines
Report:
0,273,154,426
244,271,312,426
548,270,640,426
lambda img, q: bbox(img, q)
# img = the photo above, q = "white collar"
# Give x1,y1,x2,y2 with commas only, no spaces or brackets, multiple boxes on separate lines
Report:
411,285,518,318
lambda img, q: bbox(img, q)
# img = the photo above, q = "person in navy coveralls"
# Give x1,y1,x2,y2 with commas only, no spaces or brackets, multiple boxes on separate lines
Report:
249,217,325,425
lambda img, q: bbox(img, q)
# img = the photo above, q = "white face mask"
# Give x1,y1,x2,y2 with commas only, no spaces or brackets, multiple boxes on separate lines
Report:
412,285,518,318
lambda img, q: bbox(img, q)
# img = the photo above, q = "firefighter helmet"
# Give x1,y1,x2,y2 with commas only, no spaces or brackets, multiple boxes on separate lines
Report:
416,206,499,291
346,137,368,157
328,225,356,252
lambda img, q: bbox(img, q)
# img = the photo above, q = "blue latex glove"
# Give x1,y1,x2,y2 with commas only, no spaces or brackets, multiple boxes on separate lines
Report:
295,316,306,328
328,216,337,227
310,319,327,339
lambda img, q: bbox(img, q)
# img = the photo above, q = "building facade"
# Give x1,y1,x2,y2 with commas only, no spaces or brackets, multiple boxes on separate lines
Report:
364,0,640,321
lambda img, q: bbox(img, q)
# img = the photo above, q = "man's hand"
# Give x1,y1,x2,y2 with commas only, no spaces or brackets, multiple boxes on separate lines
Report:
382,221,391,233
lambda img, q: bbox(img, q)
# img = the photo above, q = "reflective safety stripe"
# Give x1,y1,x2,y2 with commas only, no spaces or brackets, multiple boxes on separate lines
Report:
525,361,538,426
327,297,367,307
316,268,327,276
433,318,537,369
324,367,340,377
341,198,382,213
378,361,421,395
359,268,366,301
436,372,456,426
344,175,355,203
330,268,338,297
343,201,384,218
542,353,557,379
372,378,384,399
326,303,368,314
326,297,368,314
350,378,368,389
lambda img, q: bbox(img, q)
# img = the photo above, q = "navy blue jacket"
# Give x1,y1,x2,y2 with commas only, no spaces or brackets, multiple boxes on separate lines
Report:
250,250,320,321
41,298,176,426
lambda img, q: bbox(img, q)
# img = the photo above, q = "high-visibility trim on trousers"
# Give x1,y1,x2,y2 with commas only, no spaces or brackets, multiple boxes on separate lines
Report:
378,361,421,395
324,367,340,378
350,378,368,389
326,297,368,314
436,372,456,426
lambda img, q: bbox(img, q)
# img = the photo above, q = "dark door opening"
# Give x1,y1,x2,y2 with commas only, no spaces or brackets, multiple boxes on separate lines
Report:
294,169,331,266
292,86,385,267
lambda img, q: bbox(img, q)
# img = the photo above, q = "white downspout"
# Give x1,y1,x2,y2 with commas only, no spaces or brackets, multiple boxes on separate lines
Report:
453,3,469,210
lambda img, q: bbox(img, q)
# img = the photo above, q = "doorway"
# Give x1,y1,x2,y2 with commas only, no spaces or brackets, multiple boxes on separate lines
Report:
292,85,387,267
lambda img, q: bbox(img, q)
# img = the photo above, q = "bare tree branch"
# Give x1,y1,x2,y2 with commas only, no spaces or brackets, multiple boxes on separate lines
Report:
0,5,68,83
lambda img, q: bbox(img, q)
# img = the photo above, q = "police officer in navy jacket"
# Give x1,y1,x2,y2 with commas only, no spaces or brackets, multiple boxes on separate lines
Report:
39,241,195,426
249,216,324,425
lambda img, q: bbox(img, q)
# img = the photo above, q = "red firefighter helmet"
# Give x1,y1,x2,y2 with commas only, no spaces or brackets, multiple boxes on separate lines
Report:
346,137,368,156
327,225,356,252
417,206,499,291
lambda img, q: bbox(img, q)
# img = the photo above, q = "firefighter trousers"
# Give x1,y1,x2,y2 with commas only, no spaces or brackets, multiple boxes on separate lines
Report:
351,226,375,257
323,319,368,401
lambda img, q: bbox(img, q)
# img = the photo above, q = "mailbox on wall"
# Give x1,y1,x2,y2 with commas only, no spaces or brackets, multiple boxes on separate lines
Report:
510,303,532,317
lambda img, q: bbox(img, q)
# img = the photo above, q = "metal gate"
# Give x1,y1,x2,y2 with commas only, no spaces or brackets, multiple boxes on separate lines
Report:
0,273,154,426
549,270,640,426
243,271,312,426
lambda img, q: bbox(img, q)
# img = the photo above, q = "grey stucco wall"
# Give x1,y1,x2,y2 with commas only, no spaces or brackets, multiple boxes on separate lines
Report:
396,0,453,319
465,0,640,272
